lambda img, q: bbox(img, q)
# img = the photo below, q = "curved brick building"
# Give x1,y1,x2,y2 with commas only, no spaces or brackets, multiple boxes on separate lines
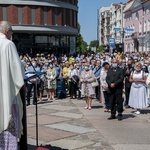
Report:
0,0,78,56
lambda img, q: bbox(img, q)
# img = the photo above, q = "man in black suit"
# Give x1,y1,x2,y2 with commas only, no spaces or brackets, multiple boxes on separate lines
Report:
106,59,124,121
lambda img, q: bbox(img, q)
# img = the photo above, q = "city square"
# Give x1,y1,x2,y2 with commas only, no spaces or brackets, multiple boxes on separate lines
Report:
0,0,150,150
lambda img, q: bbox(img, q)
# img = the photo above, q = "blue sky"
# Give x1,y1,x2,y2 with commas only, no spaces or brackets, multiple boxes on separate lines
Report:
78,0,127,45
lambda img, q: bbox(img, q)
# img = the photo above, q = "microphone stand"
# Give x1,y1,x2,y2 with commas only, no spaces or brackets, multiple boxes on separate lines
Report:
21,49,41,148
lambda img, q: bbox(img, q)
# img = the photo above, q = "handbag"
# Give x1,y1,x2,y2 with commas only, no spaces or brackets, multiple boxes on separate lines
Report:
91,80,99,87
71,75,79,84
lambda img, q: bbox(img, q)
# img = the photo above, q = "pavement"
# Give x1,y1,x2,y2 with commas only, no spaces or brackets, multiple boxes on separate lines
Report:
26,97,150,150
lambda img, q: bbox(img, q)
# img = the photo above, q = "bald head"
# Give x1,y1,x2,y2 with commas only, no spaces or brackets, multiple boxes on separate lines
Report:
0,21,13,40
0,21,12,33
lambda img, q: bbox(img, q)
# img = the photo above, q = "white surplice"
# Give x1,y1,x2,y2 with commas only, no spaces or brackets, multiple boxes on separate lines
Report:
0,33,24,135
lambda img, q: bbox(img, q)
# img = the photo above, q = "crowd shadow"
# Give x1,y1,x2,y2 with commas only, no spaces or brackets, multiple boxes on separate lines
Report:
122,114,135,120
28,144,68,150
37,99,53,105
141,109,150,114
91,105,103,109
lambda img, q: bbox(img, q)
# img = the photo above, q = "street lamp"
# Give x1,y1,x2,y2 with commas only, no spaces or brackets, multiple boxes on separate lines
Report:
120,30,125,52
120,2,124,52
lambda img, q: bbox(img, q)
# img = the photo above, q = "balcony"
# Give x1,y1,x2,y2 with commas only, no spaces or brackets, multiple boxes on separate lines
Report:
106,32,110,35
131,32,139,39
101,12,105,18
101,25,104,28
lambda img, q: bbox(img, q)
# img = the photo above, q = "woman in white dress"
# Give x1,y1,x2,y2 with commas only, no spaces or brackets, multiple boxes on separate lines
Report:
129,62,148,114
146,65,150,105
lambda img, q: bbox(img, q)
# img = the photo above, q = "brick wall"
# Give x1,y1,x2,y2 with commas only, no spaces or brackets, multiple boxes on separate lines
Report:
35,6,44,25
22,6,31,24
0,3,77,27
7,5,18,24
0,6,2,21
47,7,53,25
58,8,62,26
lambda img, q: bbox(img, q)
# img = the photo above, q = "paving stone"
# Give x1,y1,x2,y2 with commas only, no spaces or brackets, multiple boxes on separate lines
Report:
112,144,150,150
41,105,76,111
46,138,94,150
27,126,76,142
86,131,106,141
27,124,36,128
27,113,35,117
93,142,102,147
26,97,150,150
27,107,57,115
50,112,83,119
66,118,92,128
27,137,44,147
46,123,96,134
27,114,70,125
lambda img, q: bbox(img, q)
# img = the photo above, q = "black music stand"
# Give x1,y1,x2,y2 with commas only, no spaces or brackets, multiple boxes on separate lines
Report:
25,71,45,148
21,49,47,149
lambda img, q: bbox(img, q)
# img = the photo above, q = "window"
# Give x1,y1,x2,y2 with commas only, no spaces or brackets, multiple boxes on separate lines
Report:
70,9,72,26
135,12,139,20
148,20,150,31
139,22,142,33
2,5,7,20
18,6,22,24
44,7,48,25
54,7,58,25
133,24,135,30
63,8,66,26
144,21,147,32
31,6,35,25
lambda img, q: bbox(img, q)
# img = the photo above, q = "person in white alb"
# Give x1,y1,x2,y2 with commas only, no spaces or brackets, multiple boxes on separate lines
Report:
0,21,24,149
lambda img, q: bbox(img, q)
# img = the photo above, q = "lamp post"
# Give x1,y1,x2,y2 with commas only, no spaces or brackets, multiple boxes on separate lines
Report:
141,1,144,52
120,2,125,52
120,30,125,52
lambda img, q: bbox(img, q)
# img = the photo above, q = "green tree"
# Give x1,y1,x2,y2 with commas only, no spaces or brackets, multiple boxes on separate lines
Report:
76,23,88,53
76,23,82,53
89,40,99,48
81,40,88,53
76,33,83,52
97,45,104,52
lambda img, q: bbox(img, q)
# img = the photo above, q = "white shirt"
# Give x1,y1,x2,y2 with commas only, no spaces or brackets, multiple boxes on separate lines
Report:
68,69,77,77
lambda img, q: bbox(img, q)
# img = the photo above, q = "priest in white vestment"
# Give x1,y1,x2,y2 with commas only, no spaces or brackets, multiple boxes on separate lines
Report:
0,21,24,149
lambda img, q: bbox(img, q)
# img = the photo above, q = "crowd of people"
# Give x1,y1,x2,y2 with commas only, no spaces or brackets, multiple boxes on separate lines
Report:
21,51,150,120
0,20,150,150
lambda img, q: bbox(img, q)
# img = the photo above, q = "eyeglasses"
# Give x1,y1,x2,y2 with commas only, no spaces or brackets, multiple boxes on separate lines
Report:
9,29,13,33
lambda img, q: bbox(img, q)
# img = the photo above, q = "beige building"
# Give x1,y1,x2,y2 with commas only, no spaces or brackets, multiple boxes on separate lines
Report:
110,3,125,52
98,7,111,47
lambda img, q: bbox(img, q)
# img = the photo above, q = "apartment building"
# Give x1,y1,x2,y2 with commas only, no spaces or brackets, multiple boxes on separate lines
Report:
110,3,125,52
98,3,125,52
124,0,150,52
98,7,111,47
